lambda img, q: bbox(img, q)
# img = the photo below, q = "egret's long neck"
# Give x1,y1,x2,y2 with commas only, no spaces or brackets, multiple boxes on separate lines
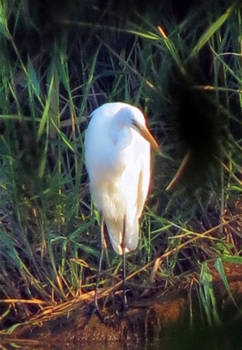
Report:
106,113,133,176
109,113,132,151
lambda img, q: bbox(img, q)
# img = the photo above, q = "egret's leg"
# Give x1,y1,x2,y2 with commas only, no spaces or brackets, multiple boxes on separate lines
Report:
121,217,128,310
94,214,105,320
102,219,110,268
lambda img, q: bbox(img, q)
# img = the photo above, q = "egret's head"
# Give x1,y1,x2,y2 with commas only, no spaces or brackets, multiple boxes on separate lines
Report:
108,103,160,153
131,118,159,153
127,108,160,153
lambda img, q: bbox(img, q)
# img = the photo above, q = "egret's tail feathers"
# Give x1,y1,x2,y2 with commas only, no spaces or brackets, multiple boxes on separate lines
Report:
105,217,139,255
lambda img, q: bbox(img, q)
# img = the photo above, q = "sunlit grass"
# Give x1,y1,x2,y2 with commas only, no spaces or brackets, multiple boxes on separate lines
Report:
0,0,241,333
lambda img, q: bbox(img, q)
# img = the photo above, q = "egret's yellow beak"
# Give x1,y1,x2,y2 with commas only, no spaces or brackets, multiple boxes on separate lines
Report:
132,120,160,153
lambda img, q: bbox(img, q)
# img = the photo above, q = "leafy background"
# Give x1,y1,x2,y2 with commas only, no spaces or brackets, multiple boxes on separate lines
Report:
0,0,241,331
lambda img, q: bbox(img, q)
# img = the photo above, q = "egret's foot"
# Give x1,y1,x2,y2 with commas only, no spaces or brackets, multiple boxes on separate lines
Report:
86,302,105,323
94,303,106,323
120,296,128,318
122,286,128,310
121,304,128,314
96,308,105,323
123,299,128,312
122,302,128,312
94,306,114,325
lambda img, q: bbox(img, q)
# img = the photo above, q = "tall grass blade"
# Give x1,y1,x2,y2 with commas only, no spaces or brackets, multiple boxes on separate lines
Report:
37,75,54,140
214,257,238,308
199,262,221,326
190,4,236,57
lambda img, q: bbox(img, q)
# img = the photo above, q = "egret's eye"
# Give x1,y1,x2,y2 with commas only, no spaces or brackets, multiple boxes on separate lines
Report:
131,119,139,129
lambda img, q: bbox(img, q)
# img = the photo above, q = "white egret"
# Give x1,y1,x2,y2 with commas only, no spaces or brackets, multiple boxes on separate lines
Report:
84,102,159,314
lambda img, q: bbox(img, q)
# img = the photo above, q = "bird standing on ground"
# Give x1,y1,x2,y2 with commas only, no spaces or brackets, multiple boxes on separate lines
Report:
84,102,159,314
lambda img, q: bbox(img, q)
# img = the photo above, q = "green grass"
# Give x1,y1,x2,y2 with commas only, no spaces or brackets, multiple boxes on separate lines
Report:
0,0,241,333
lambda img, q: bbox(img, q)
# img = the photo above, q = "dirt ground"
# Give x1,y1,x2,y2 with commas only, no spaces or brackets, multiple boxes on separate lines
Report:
1,262,242,349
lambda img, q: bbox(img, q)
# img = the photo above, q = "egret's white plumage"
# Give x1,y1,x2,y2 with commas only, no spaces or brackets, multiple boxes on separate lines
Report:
85,102,159,255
